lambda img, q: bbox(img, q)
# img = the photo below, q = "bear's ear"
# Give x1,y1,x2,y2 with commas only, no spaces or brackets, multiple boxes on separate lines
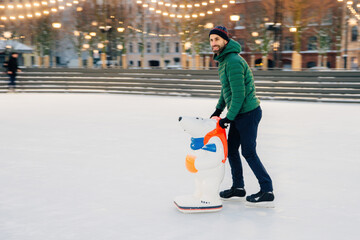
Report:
202,143,216,153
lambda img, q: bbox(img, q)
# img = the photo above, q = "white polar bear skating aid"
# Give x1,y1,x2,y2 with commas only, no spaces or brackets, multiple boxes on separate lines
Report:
174,116,228,213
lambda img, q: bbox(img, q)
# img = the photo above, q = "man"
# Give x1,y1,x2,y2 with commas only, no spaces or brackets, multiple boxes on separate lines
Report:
6,52,20,91
209,26,274,206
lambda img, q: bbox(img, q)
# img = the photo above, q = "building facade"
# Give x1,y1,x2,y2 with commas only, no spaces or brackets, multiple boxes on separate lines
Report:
1,0,358,70
227,0,360,70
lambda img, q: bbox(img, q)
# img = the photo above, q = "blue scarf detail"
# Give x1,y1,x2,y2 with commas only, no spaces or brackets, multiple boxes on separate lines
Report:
190,137,204,150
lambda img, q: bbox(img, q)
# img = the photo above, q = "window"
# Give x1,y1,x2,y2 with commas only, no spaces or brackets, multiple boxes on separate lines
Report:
156,23,160,33
283,37,293,51
322,10,333,25
306,61,316,68
237,39,245,50
165,42,170,53
351,57,358,69
284,15,293,26
234,14,245,28
137,5,142,14
308,9,317,25
351,26,358,42
307,36,317,50
175,42,180,53
149,60,160,67
129,42,133,53
156,43,161,53
138,42,143,53
146,23,151,33
147,42,151,53
319,35,331,51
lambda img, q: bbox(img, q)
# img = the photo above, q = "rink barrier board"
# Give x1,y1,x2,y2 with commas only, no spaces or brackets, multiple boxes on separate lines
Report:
0,69,359,103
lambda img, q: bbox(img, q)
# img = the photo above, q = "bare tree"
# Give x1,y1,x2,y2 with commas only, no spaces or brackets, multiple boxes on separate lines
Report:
314,1,341,52
33,17,55,58
283,0,314,52
243,0,274,56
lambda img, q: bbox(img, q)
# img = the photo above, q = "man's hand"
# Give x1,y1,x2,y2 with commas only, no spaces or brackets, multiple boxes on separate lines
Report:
219,117,231,129
210,108,222,118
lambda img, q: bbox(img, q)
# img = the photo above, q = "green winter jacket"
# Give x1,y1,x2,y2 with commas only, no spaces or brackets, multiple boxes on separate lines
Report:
214,39,260,121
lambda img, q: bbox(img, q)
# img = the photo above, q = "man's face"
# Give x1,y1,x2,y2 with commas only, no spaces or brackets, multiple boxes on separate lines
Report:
209,34,228,54
12,54,18,58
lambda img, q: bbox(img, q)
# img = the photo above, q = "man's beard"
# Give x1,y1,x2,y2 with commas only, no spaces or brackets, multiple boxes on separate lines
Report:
212,44,226,54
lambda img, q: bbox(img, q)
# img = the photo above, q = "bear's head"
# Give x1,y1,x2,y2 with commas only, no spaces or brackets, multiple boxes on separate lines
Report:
178,116,217,138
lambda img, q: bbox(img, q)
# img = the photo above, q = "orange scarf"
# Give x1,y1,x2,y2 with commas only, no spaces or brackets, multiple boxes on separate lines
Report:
204,117,228,163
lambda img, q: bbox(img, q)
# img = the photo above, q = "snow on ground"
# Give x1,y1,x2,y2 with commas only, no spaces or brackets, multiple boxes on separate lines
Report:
0,93,359,240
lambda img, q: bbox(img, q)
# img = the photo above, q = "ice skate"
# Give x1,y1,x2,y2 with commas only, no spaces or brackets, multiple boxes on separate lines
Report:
220,187,246,201
245,191,275,208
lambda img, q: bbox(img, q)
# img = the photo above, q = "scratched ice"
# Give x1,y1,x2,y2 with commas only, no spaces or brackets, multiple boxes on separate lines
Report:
0,93,359,240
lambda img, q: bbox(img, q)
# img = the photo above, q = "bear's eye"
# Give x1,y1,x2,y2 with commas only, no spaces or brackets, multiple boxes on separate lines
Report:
196,117,199,119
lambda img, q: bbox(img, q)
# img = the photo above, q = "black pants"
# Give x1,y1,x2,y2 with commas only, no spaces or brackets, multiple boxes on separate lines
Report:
227,106,273,192
8,74,16,88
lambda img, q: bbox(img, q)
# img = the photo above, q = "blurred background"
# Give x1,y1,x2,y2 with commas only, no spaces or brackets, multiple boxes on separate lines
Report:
0,0,359,71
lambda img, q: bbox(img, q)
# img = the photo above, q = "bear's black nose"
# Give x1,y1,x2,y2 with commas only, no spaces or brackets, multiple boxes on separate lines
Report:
178,117,182,122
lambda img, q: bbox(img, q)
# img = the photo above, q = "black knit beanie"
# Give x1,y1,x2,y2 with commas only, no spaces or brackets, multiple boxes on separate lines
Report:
209,26,229,42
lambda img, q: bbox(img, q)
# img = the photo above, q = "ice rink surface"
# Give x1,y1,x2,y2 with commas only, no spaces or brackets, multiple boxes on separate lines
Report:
0,93,359,240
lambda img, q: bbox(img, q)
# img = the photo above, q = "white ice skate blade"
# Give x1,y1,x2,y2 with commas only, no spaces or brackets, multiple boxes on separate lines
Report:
174,201,222,213
245,201,275,208
221,196,246,202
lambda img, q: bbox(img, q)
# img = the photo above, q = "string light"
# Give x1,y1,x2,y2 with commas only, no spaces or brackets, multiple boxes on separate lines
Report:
0,0,78,10
127,25,177,37
0,0,79,21
136,0,234,19
137,0,232,10
347,3,360,20
1,0,232,38
0,0,73,10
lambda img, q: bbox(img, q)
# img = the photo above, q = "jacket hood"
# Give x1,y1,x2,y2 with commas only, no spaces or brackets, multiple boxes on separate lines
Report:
213,39,241,62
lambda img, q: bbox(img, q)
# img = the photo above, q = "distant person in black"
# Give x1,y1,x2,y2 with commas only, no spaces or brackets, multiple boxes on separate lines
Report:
5,52,21,91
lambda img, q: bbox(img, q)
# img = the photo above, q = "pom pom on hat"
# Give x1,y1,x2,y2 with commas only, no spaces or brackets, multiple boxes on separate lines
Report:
209,26,229,42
